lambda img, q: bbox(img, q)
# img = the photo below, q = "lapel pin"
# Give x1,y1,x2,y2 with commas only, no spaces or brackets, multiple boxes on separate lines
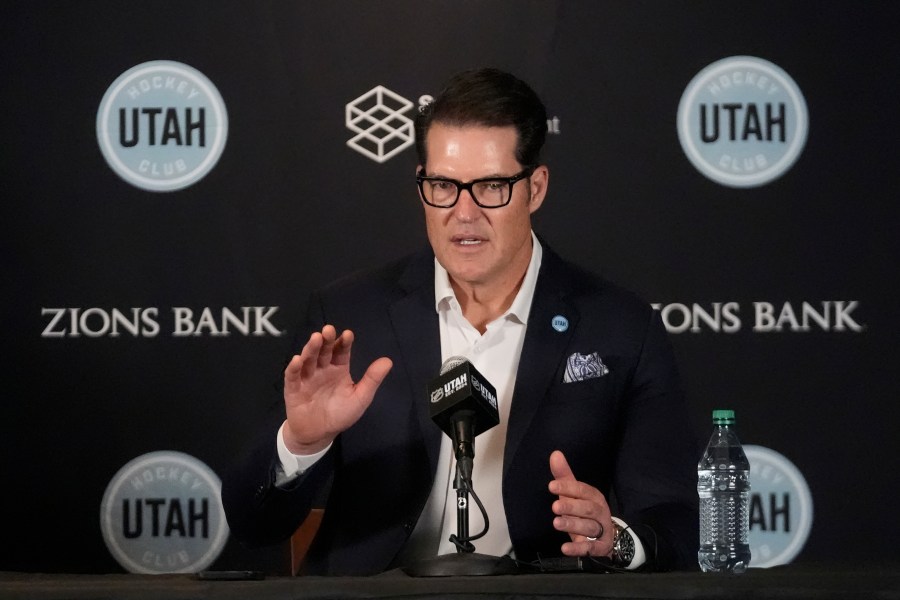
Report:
551,315,569,332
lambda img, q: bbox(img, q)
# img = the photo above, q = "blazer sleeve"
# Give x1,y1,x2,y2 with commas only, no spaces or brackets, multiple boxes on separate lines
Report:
612,308,700,571
221,291,334,547
221,428,334,547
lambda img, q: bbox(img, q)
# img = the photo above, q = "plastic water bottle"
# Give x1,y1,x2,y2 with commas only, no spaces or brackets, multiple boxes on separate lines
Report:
697,409,751,573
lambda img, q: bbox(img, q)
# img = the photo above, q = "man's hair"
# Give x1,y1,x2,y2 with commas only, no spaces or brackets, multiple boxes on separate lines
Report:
414,68,547,168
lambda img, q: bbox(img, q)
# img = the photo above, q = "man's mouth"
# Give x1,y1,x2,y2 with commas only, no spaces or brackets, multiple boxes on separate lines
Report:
451,234,485,246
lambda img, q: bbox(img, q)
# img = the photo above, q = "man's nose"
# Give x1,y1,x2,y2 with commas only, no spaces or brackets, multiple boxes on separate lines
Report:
452,188,481,221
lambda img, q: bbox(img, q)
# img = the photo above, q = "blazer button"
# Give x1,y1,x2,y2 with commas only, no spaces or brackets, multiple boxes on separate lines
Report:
403,520,415,531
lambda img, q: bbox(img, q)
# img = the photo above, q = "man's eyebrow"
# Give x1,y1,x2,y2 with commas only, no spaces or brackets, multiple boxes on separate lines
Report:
425,172,508,180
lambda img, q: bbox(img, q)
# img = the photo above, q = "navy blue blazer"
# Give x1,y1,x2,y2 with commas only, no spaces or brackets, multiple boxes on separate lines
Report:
222,244,700,574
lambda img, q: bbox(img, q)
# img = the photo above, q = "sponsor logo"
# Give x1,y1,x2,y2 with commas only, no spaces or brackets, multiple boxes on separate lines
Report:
547,116,561,134
745,445,814,567
97,60,228,191
650,301,864,334
443,373,468,397
100,451,228,573
471,375,498,410
677,56,808,187
40,306,284,338
346,88,562,163
417,93,562,136
345,86,415,163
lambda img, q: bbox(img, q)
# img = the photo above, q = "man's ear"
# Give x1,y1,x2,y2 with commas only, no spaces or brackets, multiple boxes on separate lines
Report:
527,165,549,214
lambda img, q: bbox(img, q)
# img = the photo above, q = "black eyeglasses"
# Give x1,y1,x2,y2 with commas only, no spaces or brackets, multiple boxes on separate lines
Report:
416,166,536,208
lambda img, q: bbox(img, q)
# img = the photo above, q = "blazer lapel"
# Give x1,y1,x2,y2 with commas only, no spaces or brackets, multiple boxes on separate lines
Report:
504,247,579,477
388,250,443,476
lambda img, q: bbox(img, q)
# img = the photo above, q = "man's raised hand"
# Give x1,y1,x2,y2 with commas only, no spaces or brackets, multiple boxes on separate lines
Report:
282,325,392,455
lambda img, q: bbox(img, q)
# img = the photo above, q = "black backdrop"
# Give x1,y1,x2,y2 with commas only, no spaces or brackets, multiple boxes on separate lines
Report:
3,1,898,573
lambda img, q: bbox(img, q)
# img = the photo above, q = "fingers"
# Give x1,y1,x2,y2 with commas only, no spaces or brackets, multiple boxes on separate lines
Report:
561,536,610,558
552,498,608,540
287,325,350,379
295,328,324,381
327,356,393,422
284,354,304,393
555,509,614,558
316,325,339,368
284,326,390,401
331,329,354,366
357,357,393,397
549,450,614,558
552,512,604,538
549,449,575,482
549,450,593,501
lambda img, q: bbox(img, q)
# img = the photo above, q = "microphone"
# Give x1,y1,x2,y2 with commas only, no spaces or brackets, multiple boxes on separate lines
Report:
427,357,500,482
404,357,524,573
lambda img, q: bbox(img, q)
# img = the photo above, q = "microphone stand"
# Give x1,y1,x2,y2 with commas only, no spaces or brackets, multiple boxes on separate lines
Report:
455,469,472,551
401,453,521,577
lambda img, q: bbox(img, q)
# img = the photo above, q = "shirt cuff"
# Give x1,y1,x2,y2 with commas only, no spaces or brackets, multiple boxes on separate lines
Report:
275,422,332,487
612,516,646,570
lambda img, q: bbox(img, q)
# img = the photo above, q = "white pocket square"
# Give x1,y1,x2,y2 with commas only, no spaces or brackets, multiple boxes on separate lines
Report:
564,352,609,383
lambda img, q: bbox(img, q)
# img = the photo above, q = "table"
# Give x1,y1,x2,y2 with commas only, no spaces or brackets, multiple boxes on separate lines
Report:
2,563,898,600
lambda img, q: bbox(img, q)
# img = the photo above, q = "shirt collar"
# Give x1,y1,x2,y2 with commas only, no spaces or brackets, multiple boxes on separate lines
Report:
434,231,543,325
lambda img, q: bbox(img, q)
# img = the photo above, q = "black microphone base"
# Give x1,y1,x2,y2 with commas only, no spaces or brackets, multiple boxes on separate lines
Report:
401,552,527,577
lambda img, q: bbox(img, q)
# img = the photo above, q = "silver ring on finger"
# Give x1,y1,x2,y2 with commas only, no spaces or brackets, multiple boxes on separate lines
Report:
585,521,604,542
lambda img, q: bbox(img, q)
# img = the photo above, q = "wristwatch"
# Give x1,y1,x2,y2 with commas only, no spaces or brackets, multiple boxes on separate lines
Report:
611,521,635,567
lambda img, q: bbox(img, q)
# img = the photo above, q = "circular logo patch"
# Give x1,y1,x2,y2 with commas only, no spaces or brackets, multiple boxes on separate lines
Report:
677,56,808,188
100,451,229,573
551,316,569,332
744,445,814,567
96,60,228,192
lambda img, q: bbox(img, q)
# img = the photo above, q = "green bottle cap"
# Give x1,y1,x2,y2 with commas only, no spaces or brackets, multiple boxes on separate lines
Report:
712,409,735,425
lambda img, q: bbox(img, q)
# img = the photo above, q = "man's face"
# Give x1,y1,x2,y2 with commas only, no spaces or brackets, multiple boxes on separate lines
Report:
419,123,548,291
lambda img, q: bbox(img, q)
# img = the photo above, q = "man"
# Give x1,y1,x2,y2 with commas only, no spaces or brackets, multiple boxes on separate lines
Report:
222,68,699,575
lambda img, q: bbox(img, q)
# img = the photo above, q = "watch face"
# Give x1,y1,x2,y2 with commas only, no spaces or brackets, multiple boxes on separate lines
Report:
614,527,636,565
